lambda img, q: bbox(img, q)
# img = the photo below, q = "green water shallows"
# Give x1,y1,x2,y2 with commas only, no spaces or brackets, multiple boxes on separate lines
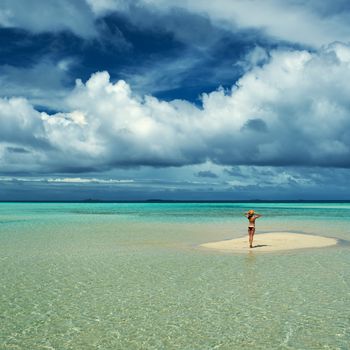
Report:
1,202,350,349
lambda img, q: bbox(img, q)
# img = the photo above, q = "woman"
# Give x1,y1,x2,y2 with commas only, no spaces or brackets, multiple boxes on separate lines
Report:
244,210,262,248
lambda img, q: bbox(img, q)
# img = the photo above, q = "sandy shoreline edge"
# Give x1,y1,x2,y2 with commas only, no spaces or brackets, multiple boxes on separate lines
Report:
200,232,338,253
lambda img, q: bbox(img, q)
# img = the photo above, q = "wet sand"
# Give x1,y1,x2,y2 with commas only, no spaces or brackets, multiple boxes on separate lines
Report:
200,232,338,253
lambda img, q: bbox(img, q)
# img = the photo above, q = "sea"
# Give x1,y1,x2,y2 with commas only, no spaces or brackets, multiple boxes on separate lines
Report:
1,202,350,349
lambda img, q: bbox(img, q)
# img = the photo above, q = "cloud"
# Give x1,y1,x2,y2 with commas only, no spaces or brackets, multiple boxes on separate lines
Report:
2,0,350,49
85,0,129,15
140,0,350,47
2,43,350,175
114,9,263,100
195,171,218,179
242,118,268,133
0,176,133,184
0,57,75,110
120,52,200,96
0,0,96,37
2,165,350,200
223,166,315,188
0,0,310,109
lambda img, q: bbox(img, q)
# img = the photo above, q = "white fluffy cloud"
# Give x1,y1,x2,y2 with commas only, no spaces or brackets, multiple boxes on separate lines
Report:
2,43,350,174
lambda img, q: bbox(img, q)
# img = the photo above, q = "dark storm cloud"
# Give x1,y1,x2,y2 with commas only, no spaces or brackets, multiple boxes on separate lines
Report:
6,147,30,154
2,165,350,200
242,119,268,133
195,171,218,179
224,167,246,177
219,165,350,200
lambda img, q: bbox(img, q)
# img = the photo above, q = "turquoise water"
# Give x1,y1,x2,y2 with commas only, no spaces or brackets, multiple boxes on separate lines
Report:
1,202,350,349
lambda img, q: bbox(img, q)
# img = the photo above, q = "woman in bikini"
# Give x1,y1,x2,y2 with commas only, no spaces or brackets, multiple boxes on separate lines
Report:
244,210,262,248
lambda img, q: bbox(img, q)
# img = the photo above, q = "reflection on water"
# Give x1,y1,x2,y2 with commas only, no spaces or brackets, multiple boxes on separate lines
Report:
244,252,259,304
245,250,257,266
0,202,350,349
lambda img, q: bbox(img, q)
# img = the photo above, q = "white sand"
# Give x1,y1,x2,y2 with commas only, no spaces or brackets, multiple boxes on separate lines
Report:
200,232,337,253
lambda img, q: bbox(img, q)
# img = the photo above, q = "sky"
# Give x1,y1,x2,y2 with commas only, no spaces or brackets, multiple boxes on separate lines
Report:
1,0,350,200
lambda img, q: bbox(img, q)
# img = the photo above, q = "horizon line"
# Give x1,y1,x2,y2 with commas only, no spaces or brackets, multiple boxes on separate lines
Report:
1,199,350,203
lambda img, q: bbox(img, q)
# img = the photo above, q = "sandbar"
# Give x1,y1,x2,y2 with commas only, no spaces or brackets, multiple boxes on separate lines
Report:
200,232,337,253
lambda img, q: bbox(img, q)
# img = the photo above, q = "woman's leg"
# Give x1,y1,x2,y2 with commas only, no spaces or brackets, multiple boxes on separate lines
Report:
251,228,255,247
248,228,253,248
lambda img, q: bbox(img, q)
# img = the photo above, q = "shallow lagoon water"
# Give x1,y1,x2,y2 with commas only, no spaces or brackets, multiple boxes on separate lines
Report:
1,202,350,349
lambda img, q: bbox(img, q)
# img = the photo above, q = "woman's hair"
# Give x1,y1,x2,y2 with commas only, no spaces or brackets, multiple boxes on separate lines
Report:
248,209,255,219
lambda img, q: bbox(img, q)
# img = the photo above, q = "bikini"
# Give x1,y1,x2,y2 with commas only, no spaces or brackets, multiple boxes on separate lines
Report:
248,216,256,229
